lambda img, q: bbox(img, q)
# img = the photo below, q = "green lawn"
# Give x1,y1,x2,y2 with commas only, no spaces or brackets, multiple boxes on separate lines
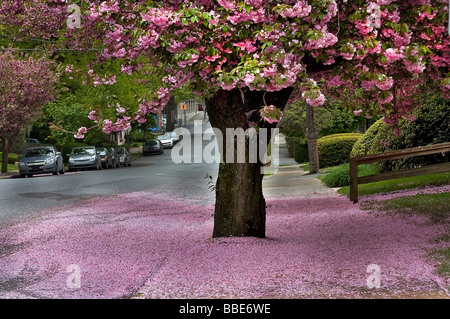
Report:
0,163,19,172
335,170,450,277
361,192,450,223
361,192,450,277
337,172,450,197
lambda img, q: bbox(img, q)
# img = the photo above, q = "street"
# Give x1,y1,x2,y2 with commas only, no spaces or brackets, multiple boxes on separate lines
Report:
0,121,218,227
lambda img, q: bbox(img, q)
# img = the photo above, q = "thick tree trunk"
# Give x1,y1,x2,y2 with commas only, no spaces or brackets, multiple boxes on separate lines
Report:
206,88,292,238
213,160,266,237
305,103,319,174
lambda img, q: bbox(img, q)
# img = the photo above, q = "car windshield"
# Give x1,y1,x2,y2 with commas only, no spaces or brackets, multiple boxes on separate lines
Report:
72,148,95,155
24,148,54,158
157,134,170,140
145,141,158,146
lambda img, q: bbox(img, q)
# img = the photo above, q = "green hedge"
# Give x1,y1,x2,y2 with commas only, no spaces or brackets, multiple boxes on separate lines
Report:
351,94,449,172
0,152,20,165
286,133,362,166
320,163,379,187
285,136,309,163
318,133,363,168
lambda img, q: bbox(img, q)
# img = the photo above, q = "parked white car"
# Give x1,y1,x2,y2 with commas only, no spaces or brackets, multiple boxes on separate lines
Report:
166,131,181,145
157,133,173,148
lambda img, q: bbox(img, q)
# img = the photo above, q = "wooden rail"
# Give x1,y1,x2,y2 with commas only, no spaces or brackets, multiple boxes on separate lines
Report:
349,142,450,203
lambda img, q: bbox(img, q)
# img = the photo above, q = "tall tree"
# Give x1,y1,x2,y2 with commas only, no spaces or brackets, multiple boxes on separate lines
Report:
2,0,448,237
0,51,57,173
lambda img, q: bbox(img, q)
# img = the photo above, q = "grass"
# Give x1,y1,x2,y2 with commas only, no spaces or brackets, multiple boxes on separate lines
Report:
0,163,19,172
318,163,379,188
361,192,450,223
337,172,450,197
430,247,450,277
299,162,340,174
339,169,450,277
361,192,450,277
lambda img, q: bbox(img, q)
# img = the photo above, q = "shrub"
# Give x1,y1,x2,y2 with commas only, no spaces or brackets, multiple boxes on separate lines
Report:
320,163,380,187
350,118,392,157
351,94,449,172
285,135,308,162
0,152,20,165
293,144,309,163
317,133,363,167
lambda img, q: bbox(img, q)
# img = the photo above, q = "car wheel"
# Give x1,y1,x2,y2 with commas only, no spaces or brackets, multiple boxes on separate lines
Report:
53,166,59,175
27,174,33,178
20,174,25,178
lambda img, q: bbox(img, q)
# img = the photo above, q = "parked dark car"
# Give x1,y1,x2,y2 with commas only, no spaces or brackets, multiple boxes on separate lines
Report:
108,147,121,168
68,146,101,171
19,146,65,178
143,140,163,155
115,147,131,167
96,147,114,169
24,138,40,144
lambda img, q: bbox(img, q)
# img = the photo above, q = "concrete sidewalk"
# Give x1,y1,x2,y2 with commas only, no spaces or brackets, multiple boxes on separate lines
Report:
262,134,337,199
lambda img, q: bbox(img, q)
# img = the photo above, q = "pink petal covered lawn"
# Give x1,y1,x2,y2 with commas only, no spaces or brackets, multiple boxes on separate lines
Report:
0,190,448,299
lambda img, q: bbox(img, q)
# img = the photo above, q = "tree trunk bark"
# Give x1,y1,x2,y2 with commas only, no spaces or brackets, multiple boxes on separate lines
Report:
1,139,8,173
205,88,292,238
213,160,266,237
305,103,319,174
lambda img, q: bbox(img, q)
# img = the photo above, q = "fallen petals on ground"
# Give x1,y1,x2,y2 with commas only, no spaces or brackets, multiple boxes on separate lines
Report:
0,190,448,299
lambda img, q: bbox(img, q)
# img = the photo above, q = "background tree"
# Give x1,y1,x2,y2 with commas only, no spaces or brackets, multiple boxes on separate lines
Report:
0,51,57,173
279,99,366,172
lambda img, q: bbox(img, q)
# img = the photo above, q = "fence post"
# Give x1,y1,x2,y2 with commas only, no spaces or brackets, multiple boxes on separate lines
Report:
349,158,358,203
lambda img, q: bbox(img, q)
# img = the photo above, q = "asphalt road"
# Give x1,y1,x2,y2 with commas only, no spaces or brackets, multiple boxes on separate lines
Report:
0,121,219,227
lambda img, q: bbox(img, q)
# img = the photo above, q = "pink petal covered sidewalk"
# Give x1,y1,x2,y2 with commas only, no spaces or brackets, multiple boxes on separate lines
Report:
0,190,448,299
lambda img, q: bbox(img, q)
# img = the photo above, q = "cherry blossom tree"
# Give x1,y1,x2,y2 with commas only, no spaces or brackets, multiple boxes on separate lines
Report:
0,51,58,173
2,0,448,237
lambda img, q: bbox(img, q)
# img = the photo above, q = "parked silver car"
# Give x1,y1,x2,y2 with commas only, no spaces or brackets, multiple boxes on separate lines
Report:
19,146,65,178
68,146,101,171
115,147,131,166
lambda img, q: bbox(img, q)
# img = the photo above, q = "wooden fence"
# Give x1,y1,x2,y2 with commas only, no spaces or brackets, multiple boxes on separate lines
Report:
349,142,450,203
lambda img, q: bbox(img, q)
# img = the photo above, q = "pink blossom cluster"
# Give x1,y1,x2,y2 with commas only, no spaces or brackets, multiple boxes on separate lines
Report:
384,48,406,62
74,127,87,139
404,60,426,74
259,105,283,124
4,0,446,136
279,1,312,19
376,77,394,91
302,89,326,107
